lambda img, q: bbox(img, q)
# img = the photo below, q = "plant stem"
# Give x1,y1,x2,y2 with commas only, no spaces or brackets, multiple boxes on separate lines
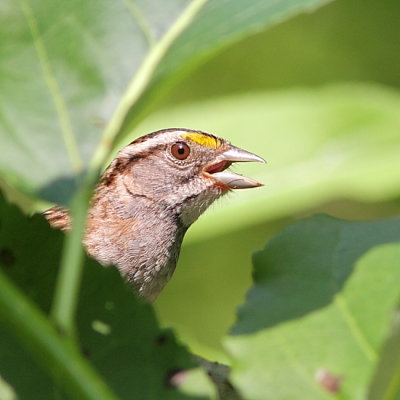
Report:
50,175,95,337
0,270,119,400
89,0,208,171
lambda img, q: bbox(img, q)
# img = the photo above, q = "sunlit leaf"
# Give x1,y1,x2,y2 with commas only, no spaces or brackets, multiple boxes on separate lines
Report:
225,216,400,400
368,302,400,400
0,0,331,204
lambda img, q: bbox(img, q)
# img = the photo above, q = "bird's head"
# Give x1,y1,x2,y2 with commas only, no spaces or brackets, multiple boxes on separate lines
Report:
101,128,265,227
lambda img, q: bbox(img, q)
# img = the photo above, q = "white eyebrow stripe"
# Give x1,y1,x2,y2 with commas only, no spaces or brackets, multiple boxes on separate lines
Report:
118,129,217,159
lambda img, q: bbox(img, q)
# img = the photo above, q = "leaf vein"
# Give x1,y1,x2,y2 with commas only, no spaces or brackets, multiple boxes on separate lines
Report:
18,0,83,173
123,0,157,47
275,333,327,396
334,294,377,362
91,0,210,170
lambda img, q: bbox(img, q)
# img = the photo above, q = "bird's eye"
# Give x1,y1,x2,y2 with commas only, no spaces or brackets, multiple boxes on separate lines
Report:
171,142,190,160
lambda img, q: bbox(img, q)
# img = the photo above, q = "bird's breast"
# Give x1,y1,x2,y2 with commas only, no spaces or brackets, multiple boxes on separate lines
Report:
84,206,186,301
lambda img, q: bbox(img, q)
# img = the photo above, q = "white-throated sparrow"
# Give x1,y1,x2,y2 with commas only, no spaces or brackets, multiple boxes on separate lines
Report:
44,128,264,300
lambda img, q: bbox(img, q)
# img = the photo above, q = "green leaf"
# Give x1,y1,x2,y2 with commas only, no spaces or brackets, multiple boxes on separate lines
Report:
368,301,400,400
125,83,400,243
0,0,332,204
0,271,119,400
118,0,333,136
0,194,209,399
225,216,400,400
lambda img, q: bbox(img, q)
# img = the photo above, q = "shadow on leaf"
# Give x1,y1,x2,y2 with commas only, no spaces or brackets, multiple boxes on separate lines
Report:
232,214,400,334
37,172,88,206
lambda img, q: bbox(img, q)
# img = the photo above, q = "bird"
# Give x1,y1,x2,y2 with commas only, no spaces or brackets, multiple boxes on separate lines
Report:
43,128,265,301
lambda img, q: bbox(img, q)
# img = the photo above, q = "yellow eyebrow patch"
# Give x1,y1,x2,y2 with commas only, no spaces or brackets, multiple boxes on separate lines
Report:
181,132,222,148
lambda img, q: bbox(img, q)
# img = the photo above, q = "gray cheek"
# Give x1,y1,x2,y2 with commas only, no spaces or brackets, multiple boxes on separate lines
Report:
179,184,225,227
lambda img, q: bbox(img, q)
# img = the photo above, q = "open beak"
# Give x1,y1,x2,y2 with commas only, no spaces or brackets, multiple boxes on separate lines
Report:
203,145,265,189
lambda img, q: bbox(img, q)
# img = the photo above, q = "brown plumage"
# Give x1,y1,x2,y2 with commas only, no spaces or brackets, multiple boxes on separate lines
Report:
43,206,71,231
44,129,264,300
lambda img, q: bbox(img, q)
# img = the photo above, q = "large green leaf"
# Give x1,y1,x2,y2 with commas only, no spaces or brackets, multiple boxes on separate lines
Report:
0,194,211,399
125,83,400,243
0,0,331,204
225,216,400,400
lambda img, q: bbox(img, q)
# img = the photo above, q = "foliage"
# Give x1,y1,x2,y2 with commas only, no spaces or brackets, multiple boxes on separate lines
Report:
1,0,400,399
228,216,400,399
0,197,212,400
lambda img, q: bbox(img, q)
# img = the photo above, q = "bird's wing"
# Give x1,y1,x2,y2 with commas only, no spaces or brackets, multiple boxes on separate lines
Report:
42,206,71,231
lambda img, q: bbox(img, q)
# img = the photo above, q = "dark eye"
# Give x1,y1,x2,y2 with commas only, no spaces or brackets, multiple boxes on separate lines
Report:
171,142,190,160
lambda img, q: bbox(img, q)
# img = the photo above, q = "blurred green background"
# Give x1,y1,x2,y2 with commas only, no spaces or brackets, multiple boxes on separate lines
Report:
164,0,400,100
127,0,400,360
